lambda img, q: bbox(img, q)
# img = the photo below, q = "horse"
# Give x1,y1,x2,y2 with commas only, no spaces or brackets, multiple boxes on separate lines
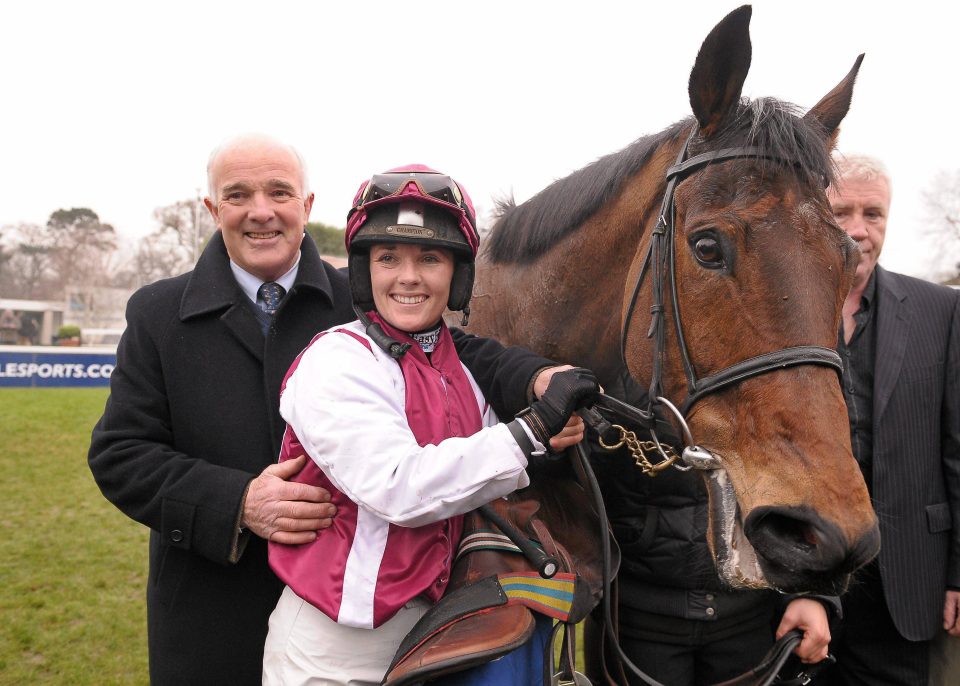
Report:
470,5,879,600
383,6,881,685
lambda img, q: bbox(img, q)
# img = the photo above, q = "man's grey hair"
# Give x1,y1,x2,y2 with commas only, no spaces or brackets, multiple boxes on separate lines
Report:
832,153,892,195
206,133,311,201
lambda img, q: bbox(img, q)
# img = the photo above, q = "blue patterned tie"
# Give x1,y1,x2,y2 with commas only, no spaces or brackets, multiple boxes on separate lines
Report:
258,282,286,315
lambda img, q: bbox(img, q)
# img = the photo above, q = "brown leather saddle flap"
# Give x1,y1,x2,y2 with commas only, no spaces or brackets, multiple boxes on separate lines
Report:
385,462,617,685
384,603,535,686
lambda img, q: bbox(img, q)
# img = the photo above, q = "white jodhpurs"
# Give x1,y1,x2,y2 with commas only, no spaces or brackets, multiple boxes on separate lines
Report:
262,585,431,686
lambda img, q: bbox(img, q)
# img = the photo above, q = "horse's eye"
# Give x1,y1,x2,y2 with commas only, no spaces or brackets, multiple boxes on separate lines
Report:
692,235,724,268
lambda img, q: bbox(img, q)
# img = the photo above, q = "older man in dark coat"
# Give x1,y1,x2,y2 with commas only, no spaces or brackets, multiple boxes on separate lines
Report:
820,153,960,686
88,135,557,685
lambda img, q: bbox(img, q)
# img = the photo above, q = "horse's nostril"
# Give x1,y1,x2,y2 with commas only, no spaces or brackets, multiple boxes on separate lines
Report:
741,504,879,593
749,510,819,553
744,505,847,572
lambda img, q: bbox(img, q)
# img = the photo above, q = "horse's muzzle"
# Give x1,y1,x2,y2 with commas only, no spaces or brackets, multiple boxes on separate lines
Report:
743,504,881,594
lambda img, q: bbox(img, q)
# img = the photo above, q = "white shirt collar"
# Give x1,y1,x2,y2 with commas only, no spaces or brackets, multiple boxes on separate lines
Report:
229,253,301,306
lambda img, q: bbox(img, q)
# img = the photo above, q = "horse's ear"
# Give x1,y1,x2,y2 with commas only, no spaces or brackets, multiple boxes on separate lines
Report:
803,54,865,142
688,5,752,138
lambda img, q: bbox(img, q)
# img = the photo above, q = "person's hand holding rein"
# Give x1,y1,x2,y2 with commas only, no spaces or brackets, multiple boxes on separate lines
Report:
548,415,586,452
518,367,600,448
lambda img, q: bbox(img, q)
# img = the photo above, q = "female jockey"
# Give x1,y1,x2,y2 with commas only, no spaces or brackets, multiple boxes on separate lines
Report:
263,165,600,685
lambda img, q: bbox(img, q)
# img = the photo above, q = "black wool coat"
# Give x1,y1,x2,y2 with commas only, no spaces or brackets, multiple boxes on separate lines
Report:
88,232,551,685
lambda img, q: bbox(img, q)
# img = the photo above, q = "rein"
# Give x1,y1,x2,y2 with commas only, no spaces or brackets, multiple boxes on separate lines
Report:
620,127,842,470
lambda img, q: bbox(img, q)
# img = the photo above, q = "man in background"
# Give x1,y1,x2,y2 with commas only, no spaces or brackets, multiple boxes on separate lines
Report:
821,153,960,685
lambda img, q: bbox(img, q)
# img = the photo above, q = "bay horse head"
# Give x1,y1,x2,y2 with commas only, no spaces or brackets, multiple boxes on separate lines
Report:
468,5,879,595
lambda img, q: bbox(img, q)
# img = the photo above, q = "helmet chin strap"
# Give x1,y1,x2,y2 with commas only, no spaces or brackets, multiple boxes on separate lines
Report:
352,305,411,359
353,303,471,356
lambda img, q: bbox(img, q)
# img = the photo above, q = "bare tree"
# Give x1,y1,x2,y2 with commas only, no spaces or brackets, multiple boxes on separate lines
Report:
0,209,125,300
133,196,215,286
46,208,119,295
0,222,58,299
0,228,10,273
922,169,960,282
0,226,17,295
134,226,193,285
152,196,216,263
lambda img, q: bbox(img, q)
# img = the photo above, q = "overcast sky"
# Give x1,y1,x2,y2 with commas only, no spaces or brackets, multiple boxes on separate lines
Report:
2,1,956,280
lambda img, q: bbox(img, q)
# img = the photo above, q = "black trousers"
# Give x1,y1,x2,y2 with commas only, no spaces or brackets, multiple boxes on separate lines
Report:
818,562,930,686
615,603,777,686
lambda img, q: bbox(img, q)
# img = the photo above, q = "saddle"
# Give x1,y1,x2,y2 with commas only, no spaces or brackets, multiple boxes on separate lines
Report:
382,457,617,685
382,429,833,686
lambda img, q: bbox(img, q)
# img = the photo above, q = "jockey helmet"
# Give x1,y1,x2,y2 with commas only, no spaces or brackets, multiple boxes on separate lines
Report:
345,165,479,313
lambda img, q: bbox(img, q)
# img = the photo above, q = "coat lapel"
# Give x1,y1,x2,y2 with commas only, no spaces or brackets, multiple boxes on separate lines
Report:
220,304,267,363
284,233,336,304
873,267,910,422
179,232,265,362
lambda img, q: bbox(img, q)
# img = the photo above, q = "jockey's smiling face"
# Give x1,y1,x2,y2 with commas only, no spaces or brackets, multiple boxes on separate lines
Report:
369,243,453,333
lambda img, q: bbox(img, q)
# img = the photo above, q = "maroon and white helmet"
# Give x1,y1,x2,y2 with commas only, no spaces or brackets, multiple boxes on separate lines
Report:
345,165,479,312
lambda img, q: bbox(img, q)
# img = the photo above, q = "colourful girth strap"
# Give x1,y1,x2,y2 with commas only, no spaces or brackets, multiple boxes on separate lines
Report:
499,571,576,622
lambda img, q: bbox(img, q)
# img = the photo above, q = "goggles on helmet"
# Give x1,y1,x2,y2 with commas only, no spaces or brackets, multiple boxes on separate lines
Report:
345,165,479,257
358,173,467,215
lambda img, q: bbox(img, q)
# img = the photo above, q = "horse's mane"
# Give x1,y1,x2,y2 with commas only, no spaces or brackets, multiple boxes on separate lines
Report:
485,98,834,264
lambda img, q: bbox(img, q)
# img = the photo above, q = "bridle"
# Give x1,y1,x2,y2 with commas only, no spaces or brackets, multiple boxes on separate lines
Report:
571,125,843,685
573,128,844,682
619,126,843,472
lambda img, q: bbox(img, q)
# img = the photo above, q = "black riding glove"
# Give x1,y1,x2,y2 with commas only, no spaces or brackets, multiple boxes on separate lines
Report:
508,367,600,454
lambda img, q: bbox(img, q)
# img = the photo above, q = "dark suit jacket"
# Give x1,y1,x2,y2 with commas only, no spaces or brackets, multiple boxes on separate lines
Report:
88,232,552,685
870,267,960,641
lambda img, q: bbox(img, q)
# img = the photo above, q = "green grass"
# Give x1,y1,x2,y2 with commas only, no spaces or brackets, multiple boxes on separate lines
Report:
0,389,149,685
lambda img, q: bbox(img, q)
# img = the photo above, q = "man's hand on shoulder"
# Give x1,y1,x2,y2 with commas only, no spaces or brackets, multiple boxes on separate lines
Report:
242,455,337,544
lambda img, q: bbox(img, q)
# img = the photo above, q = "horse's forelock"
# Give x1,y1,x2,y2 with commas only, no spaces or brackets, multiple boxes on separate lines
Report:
707,98,835,190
